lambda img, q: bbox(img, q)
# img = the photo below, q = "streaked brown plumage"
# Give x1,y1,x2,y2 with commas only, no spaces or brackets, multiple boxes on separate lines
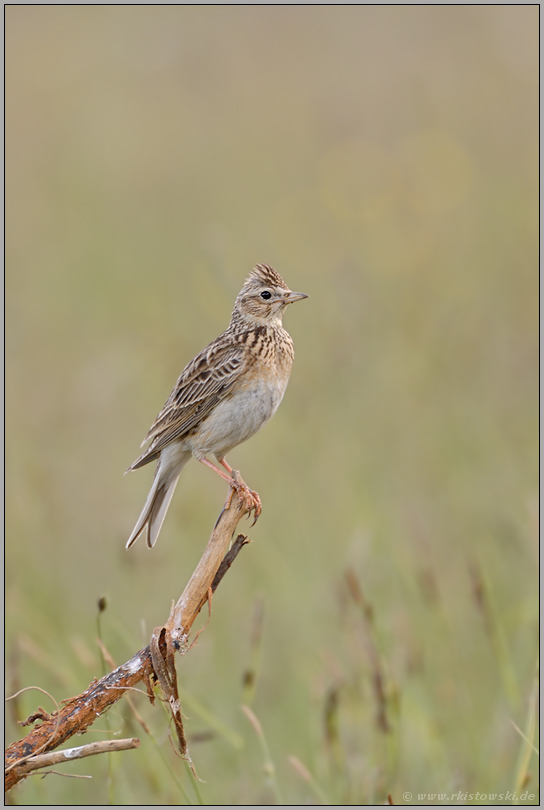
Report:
126,264,308,549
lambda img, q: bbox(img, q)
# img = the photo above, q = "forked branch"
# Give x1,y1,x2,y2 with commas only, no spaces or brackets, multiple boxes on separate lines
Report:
5,486,252,793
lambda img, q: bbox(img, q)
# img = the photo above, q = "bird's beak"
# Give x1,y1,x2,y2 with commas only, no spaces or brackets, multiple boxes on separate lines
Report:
284,291,309,304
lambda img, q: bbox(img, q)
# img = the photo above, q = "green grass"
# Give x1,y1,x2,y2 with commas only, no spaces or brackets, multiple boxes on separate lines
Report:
6,5,538,805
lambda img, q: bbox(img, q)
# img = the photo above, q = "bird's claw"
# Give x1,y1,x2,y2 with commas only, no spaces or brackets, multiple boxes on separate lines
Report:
247,489,262,526
227,470,261,524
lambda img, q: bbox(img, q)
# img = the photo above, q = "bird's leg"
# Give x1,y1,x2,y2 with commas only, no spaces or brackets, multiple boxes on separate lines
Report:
216,459,262,523
199,457,234,484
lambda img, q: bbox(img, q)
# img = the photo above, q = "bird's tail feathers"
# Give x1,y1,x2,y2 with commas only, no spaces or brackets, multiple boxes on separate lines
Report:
126,450,190,549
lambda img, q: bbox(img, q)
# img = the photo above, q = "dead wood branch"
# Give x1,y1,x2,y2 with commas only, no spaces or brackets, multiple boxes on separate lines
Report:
5,486,252,793
13,739,140,777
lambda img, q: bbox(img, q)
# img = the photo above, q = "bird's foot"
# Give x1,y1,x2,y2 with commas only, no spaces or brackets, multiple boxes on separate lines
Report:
227,470,262,525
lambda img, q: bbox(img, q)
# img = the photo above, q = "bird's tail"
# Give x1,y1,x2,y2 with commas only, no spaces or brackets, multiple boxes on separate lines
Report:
126,449,191,549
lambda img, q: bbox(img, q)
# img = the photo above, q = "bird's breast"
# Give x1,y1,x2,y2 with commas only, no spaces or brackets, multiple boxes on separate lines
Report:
188,365,291,460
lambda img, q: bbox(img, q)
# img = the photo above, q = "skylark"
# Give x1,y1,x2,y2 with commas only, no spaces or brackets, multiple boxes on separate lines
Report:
126,264,308,548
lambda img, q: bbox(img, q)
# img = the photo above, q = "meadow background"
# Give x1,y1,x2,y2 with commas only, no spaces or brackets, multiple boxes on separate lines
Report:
5,6,539,806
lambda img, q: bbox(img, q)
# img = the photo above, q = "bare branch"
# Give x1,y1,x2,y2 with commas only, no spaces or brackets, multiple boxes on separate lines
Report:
14,739,140,777
5,487,252,793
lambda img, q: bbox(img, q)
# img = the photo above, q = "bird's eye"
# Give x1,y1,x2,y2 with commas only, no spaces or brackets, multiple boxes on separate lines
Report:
260,290,272,300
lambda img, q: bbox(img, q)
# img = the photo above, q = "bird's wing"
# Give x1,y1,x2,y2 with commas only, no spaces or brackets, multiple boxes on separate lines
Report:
129,335,246,469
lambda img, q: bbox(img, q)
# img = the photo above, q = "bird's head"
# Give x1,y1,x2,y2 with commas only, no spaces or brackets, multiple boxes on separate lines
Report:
233,264,308,326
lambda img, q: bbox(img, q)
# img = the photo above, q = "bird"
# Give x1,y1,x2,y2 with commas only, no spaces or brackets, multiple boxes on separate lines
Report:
126,264,308,549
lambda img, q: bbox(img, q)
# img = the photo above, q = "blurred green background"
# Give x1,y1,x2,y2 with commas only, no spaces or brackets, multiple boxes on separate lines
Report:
5,6,538,806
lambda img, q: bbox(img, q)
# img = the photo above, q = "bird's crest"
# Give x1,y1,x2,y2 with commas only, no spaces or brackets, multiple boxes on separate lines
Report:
247,264,289,290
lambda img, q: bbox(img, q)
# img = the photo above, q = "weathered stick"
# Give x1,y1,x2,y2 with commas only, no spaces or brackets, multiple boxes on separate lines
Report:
5,485,252,793
12,739,141,777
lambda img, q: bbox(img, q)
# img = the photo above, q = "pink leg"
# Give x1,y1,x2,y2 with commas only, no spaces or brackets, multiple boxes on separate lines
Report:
199,457,233,484
219,458,233,474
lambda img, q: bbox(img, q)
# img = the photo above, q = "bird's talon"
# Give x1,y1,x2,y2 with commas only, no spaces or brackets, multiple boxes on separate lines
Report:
226,471,261,522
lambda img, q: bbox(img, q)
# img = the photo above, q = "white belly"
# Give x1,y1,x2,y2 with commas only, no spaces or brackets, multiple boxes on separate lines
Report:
186,376,288,461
